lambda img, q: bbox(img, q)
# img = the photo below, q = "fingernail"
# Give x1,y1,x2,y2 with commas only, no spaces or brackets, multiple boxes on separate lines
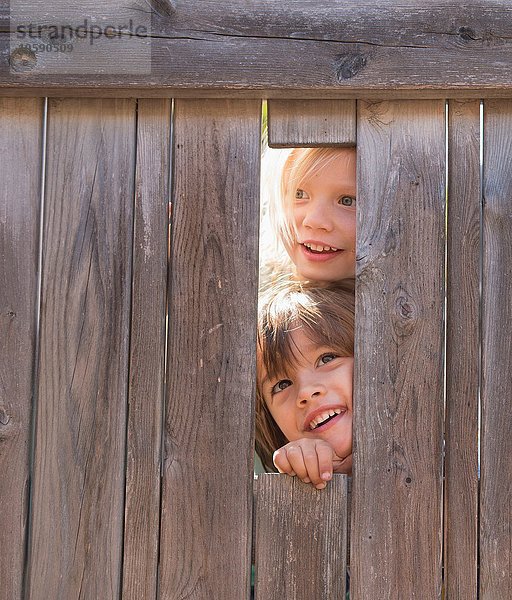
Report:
303,477,311,483
315,482,326,490
322,472,332,480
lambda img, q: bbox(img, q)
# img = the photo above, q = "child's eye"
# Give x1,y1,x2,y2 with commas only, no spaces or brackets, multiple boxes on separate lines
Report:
271,379,292,394
318,353,338,365
295,189,309,200
338,196,355,207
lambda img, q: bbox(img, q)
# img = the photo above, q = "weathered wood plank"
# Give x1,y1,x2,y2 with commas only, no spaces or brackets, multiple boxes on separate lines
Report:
254,474,348,600
0,97,43,600
3,3,512,94
352,100,445,599
444,99,480,599
27,98,136,600
3,87,512,101
268,100,356,147
480,99,512,599
122,99,170,600
159,99,260,599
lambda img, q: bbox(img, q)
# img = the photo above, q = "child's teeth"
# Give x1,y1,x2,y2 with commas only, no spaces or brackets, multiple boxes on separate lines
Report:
305,243,338,252
309,408,342,430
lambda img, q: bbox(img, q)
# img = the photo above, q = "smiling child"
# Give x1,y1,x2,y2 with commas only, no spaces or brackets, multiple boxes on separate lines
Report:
261,147,357,288
256,280,354,489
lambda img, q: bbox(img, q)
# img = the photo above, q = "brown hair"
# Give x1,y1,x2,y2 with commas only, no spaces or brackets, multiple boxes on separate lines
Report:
255,280,355,471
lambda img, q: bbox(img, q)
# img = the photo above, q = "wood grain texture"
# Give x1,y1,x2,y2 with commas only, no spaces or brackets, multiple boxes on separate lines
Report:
267,100,356,147
0,97,43,600
4,2,512,94
122,99,170,600
480,99,512,599
254,474,348,600
444,100,480,600
159,99,260,599
4,87,512,101
27,98,136,600
352,100,445,599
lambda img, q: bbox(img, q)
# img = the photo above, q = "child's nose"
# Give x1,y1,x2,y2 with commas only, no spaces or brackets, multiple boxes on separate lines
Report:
296,383,326,406
302,202,334,231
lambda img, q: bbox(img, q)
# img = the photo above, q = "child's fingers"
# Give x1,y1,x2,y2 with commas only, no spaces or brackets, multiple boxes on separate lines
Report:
300,443,335,489
274,441,337,489
283,445,310,482
287,445,329,489
273,448,296,476
316,443,335,483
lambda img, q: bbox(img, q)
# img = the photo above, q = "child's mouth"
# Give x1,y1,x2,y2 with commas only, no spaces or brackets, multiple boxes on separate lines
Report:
301,242,341,255
308,408,345,431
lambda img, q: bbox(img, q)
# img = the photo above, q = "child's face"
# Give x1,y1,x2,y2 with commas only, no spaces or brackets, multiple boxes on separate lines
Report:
259,328,353,460
286,149,356,283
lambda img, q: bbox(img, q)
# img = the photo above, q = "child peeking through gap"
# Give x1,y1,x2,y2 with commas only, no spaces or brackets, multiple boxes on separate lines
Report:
255,280,354,489
260,146,356,289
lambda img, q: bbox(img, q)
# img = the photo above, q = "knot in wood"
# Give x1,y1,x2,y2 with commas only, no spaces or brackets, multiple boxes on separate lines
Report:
391,288,418,339
0,407,10,427
457,26,477,41
396,295,415,320
0,408,14,443
334,53,367,81
9,46,37,73
150,0,177,18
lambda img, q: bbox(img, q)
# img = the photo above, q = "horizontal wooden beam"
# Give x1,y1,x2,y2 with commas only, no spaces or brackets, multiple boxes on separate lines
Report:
268,99,356,146
2,2,512,96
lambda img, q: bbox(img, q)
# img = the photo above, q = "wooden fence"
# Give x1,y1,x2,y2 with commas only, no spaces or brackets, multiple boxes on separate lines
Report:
1,3,512,599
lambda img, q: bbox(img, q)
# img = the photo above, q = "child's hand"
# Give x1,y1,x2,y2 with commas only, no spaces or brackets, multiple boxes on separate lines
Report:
273,438,351,490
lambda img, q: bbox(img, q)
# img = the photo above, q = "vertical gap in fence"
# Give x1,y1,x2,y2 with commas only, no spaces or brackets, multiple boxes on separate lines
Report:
477,100,484,600
159,99,260,599
23,96,47,600
255,99,356,599
0,97,44,600
26,99,137,600
444,99,480,599
352,100,445,599
480,99,512,599
121,98,170,600
155,98,174,600
119,96,139,600
442,100,449,597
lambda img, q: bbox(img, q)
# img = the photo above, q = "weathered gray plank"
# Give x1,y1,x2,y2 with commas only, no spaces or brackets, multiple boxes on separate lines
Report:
159,99,260,599
352,100,445,599
27,98,136,600
480,99,512,599
122,99,170,600
444,99,480,599
0,97,43,600
3,87,512,101
3,3,512,94
254,474,348,600
267,100,356,147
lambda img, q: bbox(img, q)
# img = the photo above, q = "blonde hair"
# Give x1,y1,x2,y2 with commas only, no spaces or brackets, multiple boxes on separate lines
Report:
255,280,355,471
259,147,356,291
